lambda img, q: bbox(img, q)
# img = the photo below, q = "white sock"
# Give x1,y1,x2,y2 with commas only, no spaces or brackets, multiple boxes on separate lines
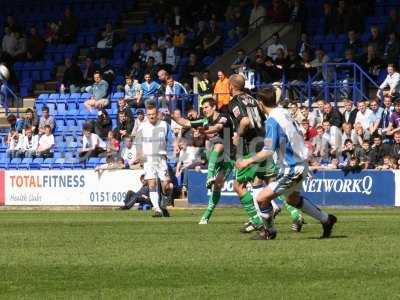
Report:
300,197,328,223
149,191,161,212
252,185,264,217
271,199,281,211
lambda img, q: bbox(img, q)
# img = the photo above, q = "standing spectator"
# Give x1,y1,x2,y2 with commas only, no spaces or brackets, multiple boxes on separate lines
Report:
165,38,178,70
141,73,161,102
36,125,54,158
26,27,45,60
369,98,384,135
84,71,109,111
38,106,55,134
79,123,106,161
2,27,17,58
323,102,343,129
341,99,358,126
267,32,287,60
380,95,394,142
230,49,251,73
17,126,38,158
82,56,100,86
306,49,333,82
377,64,400,99
17,108,39,134
287,101,303,124
60,57,84,93
131,109,146,137
146,43,163,65
120,136,139,168
300,119,318,142
115,110,134,141
94,109,112,140
249,0,266,29
197,70,213,103
181,53,204,88
6,129,22,159
59,7,78,43
383,32,400,64
311,125,329,161
203,20,222,56
355,100,374,132
124,75,143,107
213,70,231,111
361,45,384,78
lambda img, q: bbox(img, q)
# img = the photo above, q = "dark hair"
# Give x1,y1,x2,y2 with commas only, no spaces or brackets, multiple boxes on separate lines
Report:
146,101,157,110
344,139,353,145
42,106,49,112
94,71,101,76
44,124,51,130
82,122,93,132
125,74,133,80
202,97,216,107
257,88,277,108
25,108,34,114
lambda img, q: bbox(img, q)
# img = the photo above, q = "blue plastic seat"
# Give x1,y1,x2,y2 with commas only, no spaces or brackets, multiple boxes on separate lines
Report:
0,157,10,169
41,158,55,169
53,158,65,169
29,157,44,169
86,157,100,168
9,158,22,169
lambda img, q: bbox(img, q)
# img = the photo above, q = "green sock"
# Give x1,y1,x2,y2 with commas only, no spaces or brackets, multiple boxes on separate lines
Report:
283,200,302,222
207,150,220,180
240,192,263,227
202,191,221,220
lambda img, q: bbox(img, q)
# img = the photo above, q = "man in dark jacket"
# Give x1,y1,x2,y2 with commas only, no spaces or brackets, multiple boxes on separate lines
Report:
323,101,343,128
94,109,112,140
61,58,84,93
121,175,151,209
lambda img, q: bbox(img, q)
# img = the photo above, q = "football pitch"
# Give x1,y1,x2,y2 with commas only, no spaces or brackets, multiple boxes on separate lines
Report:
1,208,400,299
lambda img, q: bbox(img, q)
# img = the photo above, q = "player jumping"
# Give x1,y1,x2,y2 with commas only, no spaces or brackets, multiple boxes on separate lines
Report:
236,88,337,240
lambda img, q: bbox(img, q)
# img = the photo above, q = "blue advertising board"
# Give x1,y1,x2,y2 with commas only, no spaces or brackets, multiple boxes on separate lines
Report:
187,170,396,206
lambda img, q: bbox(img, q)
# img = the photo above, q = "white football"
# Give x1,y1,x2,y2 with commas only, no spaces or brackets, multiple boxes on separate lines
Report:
0,64,10,81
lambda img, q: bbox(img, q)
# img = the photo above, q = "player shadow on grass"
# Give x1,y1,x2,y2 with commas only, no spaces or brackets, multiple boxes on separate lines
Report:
307,235,348,240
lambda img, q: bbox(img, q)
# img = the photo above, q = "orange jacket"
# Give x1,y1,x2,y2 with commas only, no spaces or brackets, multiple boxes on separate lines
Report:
213,78,231,108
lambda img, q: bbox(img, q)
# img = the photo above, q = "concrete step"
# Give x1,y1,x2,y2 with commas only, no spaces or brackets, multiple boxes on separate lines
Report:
174,198,189,208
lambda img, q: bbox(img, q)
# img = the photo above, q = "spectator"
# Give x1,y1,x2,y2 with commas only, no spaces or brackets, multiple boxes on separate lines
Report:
341,122,353,146
60,57,84,93
377,64,400,99
36,125,54,158
94,109,112,140
323,2,336,35
259,56,282,84
157,31,169,50
369,98,384,135
171,108,183,138
17,126,38,158
267,32,287,60
38,106,55,134
368,26,385,56
82,56,100,85
117,97,134,124
287,101,303,124
229,7,248,40
145,43,163,65
289,0,304,23
386,131,400,161
172,27,186,50
59,7,78,43
312,125,329,161
322,120,342,158
355,100,374,132
341,99,358,126
17,108,39,134
385,9,400,36
96,23,114,51
26,26,45,60
125,43,142,70
79,123,106,161
141,73,161,102
44,22,60,44
230,49,251,73
296,33,311,58
95,156,124,173
165,38,179,70
274,48,288,69
2,27,17,58
197,70,213,103
353,122,371,146
266,0,289,23
369,134,385,168
383,32,400,64
310,99,325,127
84,71,109,111
323,102,343,129
249,0,266,29
300,119,318,142
144,57,158,79
175,138,202,185
376,154,397,170
306,49,333,82
120,136,140,169
340,139,357,164
124,75,143,108
106,130,120,157
99,56,115,85
380,95,394,141
6,129,22,159
355,139,372,163
121,174,150,209
382,99,400,137
181,53,204,87
126,61,144,82
203,20,222,56
361,45,384,78
165,76,188,109
13,31,27,60
344,30,362,56
5,16,20,33
115,110,134,141
131,109,146,137
213,70,231,111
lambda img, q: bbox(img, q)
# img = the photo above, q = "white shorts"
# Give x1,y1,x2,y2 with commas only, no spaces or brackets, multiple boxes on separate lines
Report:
268,165,308,197
144,158,169,182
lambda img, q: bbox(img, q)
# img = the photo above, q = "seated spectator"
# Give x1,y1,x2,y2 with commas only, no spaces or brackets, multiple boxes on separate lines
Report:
144,57,158,79
352,122,371,146
17,108,39,134
84,71,109,111
383,32,400,64
120,136,140,169
6,129,22,159
310,99,325,127
323,102,343,129
175,138,202,186
94,109,112,140
386,131,400,161
355,100,374,132
300,119,317,142
322,2,336,35
165,38,178,70
120,174,151,209
38,106,55,134
44,22,60,44
124,75,143,107
368,26,385,56
369,134,386,168
117,97,134,123
341,99,358,126
259,56,282,84
361,45,384,78
131,109,146,137
17,126,38,158
322,120,342,158
2,27,17,58
274,48,287,69
141,73,161,102
96,23,114,50
341,122,353,146
145,43,163,65
202,20,222,56
213,70,231,111
165,76,188,109
267,32,287,60
115,110,134,141
95,156,125,173
126,61,144,82
382,99,400,138
181,53,204,88
287,101,303,124
355,139,371,163
344,30,362,56
59,7,78,43
305,49,333,83
82,56,100,86
99,56,115,86
375,154,397,170
26,26,45,60
60,57,84,94
340,139,357,164
13,31,27,60
79,123,106,161
296,33,311,59
230,49,251,73
106,130,120,157
369,98,384,135
36,125,54,158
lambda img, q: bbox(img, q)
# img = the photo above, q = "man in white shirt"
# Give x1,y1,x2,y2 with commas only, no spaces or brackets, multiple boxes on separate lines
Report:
135,102,173,217
6,129,23,159
79,123,106,162
18,126,38,158
36,125,54,158
377,64,400,99
120,136,139,169
2,27,17,57
355,100,374,131
145,43,163,65
267,33,287,60
322,120,342,158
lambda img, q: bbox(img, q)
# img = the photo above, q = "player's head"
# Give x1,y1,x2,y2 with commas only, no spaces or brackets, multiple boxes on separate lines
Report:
202,97,217,118
256,88,277,111
229,74,245,94
146,102,158,125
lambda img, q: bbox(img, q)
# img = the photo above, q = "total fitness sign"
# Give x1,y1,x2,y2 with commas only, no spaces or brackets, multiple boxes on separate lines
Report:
187,170,400,207
0,170,144,206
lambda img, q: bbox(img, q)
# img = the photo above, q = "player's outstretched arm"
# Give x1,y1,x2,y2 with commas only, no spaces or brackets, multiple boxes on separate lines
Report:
235,149,273,169
171,113,192,128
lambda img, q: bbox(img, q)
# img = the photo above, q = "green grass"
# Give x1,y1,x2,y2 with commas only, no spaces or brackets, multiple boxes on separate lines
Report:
0,208,400,299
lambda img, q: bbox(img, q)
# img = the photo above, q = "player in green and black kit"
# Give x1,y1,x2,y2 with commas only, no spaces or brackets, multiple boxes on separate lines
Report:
172,98,235,224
